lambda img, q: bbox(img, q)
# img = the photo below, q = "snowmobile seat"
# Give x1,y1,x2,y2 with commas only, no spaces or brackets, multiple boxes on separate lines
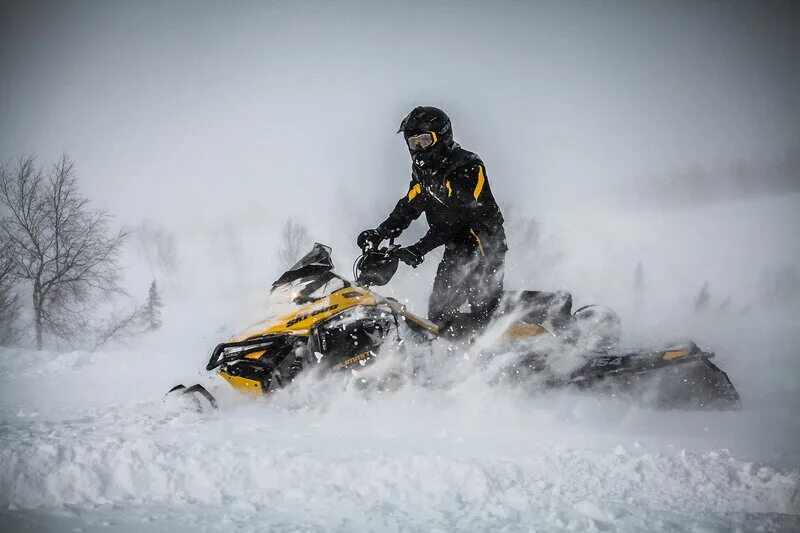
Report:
509,290,573,330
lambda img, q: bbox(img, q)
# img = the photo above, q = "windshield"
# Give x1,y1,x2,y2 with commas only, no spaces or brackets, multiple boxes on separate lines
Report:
232,244,350,341
288,242,334,272
270,243,350,304
269,275,348,306
271,243,335,290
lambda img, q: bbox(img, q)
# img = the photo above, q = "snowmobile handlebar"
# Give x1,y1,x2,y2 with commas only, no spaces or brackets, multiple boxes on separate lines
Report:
359,236,396,254
354,238,400,288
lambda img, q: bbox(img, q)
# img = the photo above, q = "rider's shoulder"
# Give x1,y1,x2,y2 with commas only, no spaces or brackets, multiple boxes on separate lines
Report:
449,148,484,176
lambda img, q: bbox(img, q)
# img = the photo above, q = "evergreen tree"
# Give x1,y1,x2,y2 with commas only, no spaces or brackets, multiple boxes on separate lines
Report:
142,279,163,331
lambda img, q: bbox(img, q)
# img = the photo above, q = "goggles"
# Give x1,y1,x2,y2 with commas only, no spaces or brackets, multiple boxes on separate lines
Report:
406,131,438,151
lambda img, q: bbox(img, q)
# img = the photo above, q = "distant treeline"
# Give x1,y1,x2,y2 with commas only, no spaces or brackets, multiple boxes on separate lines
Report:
631,146,799,206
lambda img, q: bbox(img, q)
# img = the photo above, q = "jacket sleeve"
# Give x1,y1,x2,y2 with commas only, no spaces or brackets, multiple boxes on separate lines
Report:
410,161,492,255
376,179,425,238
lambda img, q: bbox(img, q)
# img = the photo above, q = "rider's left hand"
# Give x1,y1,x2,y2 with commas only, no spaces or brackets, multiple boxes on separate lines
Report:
396,247,423,268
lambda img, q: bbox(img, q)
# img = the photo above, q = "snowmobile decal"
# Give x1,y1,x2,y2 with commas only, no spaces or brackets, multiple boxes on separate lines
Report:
231,288,382,340
286,304,339,327
591,356,624,367
332,349,374,371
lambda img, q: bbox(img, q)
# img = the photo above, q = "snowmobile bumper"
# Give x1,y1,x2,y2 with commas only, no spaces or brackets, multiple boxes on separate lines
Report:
206,334,309,396
207,334,305,371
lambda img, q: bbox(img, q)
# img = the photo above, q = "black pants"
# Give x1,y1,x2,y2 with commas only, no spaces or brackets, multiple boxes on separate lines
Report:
428,239,505,339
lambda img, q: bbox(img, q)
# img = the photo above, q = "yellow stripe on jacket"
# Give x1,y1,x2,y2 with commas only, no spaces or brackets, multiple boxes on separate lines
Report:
408,183,421,201
474,166,485,200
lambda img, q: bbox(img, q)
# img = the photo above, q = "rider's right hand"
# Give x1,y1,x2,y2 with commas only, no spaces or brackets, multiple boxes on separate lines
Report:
357,229,384,251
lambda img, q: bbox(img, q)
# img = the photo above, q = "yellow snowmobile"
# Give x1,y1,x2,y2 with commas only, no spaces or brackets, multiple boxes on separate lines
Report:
169,242,739,410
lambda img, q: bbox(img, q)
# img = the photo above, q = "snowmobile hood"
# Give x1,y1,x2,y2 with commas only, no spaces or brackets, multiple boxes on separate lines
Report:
232,286,384,340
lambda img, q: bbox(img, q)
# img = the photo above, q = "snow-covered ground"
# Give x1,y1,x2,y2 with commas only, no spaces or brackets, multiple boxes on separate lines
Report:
1,335,798,532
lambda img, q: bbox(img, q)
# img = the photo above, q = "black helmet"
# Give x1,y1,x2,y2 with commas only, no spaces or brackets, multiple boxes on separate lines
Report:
397,107,455,160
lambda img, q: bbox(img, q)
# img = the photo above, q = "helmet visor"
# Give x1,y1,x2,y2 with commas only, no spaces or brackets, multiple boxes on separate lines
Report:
406,132,436,151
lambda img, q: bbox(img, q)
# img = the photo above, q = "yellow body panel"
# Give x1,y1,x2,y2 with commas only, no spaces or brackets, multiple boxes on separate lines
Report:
244,350,266,360
219,284,551,396
220,371,263,395
220,286,417,395
503,321,548,340
663,349,690,361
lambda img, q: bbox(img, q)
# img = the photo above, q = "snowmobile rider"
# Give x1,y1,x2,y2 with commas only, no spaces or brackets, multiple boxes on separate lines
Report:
357,106,507,339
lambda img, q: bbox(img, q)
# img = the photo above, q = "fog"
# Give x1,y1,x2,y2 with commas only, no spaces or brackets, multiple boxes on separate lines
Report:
1,2,800,529
3,0,798,217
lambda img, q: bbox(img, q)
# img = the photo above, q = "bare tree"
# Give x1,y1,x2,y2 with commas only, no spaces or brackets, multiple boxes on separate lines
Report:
277,217,311,268
92,305,145,350
0,237,21,344
694,282,711,312
0,156,127,348
93,280,165,349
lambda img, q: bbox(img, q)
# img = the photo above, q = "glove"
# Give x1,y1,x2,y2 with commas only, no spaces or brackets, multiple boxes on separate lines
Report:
396,246,423,268
357,229,383,251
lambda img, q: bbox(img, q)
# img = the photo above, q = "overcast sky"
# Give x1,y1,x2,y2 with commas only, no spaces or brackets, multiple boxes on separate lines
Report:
1,0,798,231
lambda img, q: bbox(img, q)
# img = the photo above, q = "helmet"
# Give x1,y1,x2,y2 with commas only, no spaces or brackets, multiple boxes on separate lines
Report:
397,106,455,165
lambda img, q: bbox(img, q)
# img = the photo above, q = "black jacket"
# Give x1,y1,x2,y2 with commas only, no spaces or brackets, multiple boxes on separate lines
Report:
378,147,506,257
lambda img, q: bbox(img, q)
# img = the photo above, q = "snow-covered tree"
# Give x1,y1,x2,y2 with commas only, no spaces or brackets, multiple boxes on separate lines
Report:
142,279,163,331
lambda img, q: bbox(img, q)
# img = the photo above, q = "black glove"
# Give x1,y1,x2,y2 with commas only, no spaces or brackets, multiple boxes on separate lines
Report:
396,246,423,268
357,229,384,251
